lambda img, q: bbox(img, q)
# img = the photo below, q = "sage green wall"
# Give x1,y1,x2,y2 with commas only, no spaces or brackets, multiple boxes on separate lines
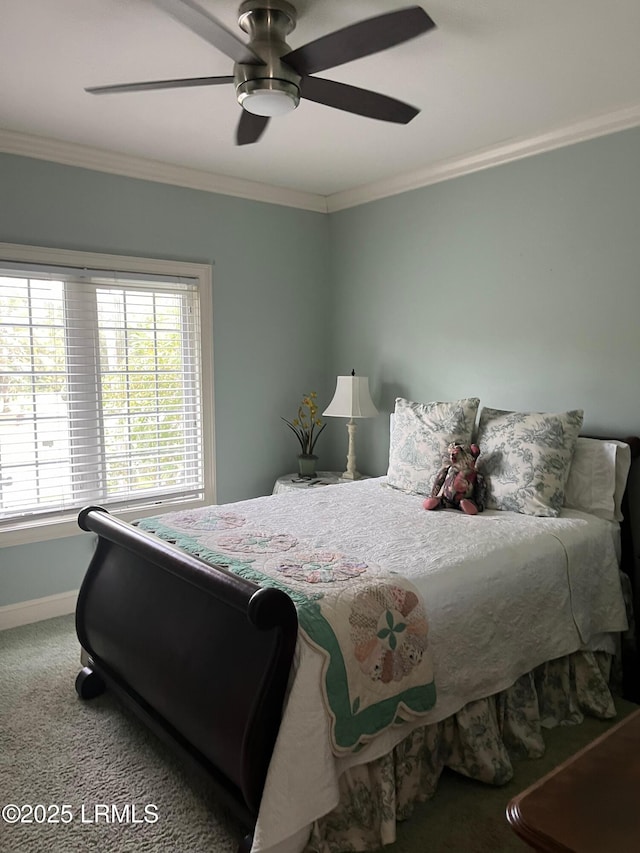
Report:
327,125,640,476
3,124,640,608
0,153,331,606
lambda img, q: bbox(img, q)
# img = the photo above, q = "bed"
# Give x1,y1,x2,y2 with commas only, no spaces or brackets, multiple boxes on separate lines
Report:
74,398,640,853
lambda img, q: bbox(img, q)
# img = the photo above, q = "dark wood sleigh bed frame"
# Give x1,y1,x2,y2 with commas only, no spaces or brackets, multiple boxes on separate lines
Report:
74,506,298,852
74,436,640,853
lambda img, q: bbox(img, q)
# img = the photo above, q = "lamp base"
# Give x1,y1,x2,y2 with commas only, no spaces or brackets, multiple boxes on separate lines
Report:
340,419,362,480
340,470,362,481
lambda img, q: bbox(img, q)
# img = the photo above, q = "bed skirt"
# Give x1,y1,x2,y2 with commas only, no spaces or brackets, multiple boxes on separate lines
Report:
306,650,614,852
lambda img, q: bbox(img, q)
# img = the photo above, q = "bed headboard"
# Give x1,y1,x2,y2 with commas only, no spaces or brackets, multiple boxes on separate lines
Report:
616,436,640,580
613,436,640,701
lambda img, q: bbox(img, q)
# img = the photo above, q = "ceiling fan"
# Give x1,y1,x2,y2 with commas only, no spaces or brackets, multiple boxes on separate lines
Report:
86,0,436,145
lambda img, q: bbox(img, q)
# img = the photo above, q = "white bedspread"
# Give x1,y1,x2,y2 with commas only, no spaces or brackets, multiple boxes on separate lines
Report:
155,477,628,853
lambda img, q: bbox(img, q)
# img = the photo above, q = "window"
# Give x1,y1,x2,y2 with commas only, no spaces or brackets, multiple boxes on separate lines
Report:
0,243,214,545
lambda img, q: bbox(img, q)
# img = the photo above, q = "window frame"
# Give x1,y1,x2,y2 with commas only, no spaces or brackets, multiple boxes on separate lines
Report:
0,242,215,547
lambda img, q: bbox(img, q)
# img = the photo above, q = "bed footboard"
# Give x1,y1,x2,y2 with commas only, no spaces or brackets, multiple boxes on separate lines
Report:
75,506,298,838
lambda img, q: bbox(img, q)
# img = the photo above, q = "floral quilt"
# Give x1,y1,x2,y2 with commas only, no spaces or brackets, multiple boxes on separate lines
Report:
136,507,436,753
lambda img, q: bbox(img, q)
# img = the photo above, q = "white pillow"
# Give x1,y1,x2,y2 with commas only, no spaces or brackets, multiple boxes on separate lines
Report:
476,407,584,517
387,397,480,495
564,437,631,522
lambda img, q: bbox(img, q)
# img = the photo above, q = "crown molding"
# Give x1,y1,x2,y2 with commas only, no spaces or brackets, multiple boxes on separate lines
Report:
2,102,640,215
325,102,640,212
0,128,328,214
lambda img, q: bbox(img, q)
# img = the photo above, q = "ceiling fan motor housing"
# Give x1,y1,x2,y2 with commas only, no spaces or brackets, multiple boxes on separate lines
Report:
234,0,301,115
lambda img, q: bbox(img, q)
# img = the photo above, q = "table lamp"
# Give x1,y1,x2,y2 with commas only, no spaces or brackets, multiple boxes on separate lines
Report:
323,370,378,480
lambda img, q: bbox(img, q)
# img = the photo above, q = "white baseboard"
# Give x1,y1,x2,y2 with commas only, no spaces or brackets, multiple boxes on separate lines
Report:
0,589,78,631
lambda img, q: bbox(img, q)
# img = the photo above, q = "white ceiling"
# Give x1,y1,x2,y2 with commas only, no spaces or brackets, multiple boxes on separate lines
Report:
2,0,640,207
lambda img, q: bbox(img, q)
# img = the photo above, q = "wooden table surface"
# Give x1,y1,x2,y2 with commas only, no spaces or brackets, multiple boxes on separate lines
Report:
506,707,640,852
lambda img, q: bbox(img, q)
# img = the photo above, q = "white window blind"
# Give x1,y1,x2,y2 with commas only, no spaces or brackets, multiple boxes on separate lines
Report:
0,263,208,530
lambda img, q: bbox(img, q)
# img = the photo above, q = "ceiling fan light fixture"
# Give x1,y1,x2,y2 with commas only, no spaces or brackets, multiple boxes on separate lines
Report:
237,78,300,116
87,2,435,144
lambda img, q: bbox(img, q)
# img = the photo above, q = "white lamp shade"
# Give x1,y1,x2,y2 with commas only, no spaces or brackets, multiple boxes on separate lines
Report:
323,375,378,419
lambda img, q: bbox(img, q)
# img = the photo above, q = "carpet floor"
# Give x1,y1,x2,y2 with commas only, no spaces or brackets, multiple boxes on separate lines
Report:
0,614,636,853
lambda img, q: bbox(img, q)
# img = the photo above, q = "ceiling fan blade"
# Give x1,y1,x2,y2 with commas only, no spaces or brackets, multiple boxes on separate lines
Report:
236,111,270,145
85,75,234,95
300,76,419,124
282,6,435,76
151,0,262,65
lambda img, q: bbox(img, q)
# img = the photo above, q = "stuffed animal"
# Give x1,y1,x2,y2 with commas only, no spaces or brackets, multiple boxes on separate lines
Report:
423,442,486,515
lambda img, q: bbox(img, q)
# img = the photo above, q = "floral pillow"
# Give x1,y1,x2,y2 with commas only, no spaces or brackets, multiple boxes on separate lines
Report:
476,407,584,517
387,397,480,495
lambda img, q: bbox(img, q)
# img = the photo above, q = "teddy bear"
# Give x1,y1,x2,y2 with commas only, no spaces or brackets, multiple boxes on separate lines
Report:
423,442,486,515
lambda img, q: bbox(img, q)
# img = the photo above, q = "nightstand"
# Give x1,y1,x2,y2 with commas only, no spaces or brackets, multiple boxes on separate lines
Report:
272,472,368,495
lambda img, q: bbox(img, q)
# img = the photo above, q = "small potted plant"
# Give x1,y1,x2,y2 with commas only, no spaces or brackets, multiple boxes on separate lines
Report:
282,391,326,478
